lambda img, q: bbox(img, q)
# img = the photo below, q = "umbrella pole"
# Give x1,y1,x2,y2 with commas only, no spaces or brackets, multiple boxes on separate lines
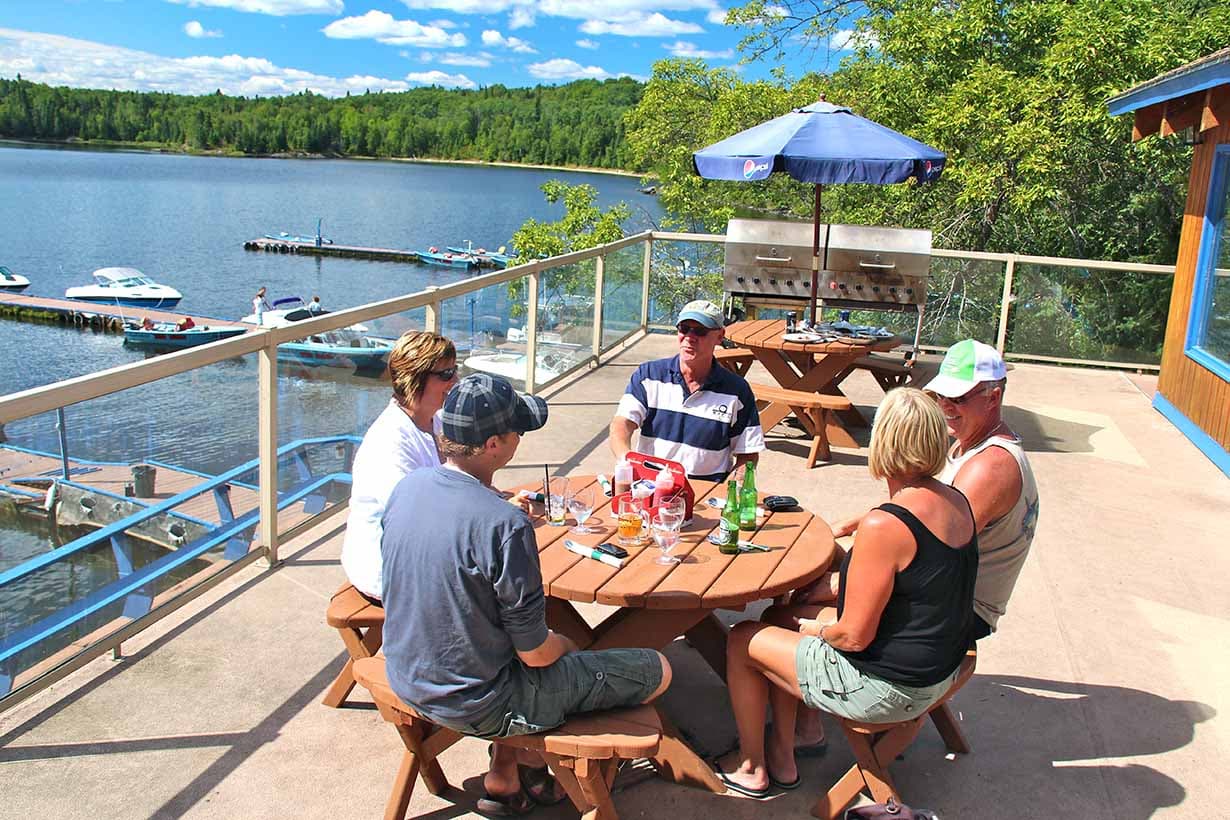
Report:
810,184,822,324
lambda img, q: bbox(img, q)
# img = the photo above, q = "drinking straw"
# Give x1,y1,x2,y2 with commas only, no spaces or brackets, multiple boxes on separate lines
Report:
544,464,551,517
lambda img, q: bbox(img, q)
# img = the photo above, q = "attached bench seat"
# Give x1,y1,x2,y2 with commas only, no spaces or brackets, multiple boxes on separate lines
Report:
748,382,855,468
322,583,385,708
715,346,755,375
850,352,940,391
354,656,663,820
812,649,978,819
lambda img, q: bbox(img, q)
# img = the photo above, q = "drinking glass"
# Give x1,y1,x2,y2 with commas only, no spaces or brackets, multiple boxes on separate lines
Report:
652,507,684,565
568,486,596,534
546,476,569,527
615,496,649,547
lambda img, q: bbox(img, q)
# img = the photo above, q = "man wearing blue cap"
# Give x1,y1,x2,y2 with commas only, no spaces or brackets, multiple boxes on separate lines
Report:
610,299,764,480
381,373,672,814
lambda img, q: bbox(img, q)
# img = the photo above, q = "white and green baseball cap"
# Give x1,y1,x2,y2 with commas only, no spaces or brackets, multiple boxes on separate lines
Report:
924,339,1006,398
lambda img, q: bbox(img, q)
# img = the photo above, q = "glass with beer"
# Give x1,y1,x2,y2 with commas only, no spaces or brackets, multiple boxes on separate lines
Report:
615,495,649,547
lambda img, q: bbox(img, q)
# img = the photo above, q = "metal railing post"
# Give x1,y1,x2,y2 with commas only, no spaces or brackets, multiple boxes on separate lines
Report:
996,256,1017,355
640,237,653,330
591,254,605,361
56,407,69,480
525,271,540,393
258,334,279,566
424,286,442,334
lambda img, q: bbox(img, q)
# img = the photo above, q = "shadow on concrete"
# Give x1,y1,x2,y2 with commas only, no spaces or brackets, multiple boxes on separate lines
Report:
928,674,1207,819
1002,406,1104,455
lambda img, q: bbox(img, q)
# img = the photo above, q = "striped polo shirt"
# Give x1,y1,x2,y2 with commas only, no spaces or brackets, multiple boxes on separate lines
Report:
616,355,765,481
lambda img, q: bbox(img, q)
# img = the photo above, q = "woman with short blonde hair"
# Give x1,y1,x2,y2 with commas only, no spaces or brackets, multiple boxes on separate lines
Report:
717,388,978,797
342,330,459,600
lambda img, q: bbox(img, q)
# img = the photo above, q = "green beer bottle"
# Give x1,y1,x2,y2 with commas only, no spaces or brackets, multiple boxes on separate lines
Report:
719,478,740,554
739,461,758,531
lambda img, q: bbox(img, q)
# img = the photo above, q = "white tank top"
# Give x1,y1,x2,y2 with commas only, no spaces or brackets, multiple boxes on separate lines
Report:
939,434,1039,631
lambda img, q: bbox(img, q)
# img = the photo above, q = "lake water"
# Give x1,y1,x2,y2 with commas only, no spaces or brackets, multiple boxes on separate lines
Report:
0,144,662,677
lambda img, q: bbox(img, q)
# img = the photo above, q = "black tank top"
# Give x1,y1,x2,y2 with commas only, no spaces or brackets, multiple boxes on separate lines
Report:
836,500,978,687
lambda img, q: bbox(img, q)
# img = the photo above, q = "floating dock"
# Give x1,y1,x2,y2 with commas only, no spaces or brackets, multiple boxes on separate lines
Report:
0,292,248,334
243,236,504,267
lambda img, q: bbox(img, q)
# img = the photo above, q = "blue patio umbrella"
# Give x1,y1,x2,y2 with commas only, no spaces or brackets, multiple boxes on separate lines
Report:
692,100,945,320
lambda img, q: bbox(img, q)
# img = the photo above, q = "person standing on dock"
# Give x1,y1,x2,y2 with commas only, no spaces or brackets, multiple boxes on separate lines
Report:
252,286,271,326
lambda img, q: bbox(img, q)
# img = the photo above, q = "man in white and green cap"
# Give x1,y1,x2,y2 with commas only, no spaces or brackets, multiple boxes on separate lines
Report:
609,299,764,480
834,339,1039,638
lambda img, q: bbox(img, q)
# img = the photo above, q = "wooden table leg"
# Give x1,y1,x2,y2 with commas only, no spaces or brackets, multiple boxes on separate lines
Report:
683,613,729,682
546,597,596,648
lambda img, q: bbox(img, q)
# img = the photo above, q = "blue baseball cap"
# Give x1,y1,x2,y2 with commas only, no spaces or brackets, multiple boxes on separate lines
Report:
441,374,548,445
677,299,725,329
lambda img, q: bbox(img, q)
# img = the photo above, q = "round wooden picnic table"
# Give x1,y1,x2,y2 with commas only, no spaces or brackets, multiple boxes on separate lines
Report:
516,474,836,793
725,319,900,448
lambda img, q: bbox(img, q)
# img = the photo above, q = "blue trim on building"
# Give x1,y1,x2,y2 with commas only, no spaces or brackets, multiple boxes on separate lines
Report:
1183,144,1230,384
1152,393,1230,478
1108,60,1230,116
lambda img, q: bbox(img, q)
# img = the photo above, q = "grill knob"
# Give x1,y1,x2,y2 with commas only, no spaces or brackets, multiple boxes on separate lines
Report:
838,283,847,290
786,280,795,286
770,278,777,285
752,277,761,285
737,276,745,283
872,286,880,293
906,288,913,295
855,284,864,291
829,281,838,290
889,287,897,294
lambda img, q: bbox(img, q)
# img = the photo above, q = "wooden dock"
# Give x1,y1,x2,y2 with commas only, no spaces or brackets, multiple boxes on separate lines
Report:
243,236,503,267
0,292,248,334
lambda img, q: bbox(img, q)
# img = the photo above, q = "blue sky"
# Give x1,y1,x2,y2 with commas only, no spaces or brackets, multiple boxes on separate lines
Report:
0,0,852,97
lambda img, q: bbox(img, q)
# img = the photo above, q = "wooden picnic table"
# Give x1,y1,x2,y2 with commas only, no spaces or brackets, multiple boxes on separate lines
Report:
517,474,836,793
725,319,900,449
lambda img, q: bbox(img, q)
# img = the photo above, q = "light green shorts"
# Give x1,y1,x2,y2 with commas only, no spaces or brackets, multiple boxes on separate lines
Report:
795,636,956,724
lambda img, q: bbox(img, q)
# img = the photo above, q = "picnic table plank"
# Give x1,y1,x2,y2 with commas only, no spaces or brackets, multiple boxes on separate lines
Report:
701,507,815,608
760,515,836,599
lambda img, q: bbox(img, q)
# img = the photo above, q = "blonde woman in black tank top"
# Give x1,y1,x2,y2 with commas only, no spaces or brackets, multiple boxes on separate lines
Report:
716,388,978,798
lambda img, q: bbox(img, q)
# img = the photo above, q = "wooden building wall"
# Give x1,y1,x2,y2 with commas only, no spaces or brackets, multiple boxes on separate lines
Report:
1158,116,1230,453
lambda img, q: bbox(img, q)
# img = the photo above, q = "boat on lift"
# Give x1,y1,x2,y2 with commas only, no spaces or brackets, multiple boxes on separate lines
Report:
418,247,478,269
123,321,248,350
446,241,511,269
264,218,334,245
0,265,30,291
64,267,183,309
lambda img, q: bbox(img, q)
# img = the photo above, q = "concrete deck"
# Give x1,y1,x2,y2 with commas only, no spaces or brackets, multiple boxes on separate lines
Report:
2,332,1228,820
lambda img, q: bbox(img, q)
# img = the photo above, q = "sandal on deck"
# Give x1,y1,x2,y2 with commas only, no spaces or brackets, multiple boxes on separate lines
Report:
519,764,568,806
476,788,534,816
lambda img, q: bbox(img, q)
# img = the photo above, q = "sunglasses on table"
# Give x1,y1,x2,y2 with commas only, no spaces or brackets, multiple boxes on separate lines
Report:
429,366,458,381
676,323,715,337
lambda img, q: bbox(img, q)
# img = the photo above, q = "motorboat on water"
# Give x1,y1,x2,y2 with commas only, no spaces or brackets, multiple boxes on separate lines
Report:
240,296,394,375
263,218,333,245
123,321,247,350
418,247,478,269
446,242,511,269
65,267,183,309
0,265,30,291
464,327,581,384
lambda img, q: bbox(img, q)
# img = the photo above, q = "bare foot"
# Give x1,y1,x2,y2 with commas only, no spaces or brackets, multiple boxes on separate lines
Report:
716,752,770,795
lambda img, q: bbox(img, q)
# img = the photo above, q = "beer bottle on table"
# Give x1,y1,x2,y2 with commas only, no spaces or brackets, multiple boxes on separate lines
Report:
739,461,758,531
719,478,740,554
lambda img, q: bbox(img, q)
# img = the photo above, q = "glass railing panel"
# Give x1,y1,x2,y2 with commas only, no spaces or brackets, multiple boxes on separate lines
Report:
920,256,1006,349
533,260,594,386
0,356,260,697
441,274,531,392
601,243,648,346
1006,264,1171,365
646,238,724,326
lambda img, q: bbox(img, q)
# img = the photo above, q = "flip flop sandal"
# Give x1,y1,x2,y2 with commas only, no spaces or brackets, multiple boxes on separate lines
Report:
717,770,771,799
770,772,801,790
519,764,567,806
476,788,534,816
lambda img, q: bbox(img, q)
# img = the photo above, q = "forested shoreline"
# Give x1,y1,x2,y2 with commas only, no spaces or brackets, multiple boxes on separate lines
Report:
0,75,642,169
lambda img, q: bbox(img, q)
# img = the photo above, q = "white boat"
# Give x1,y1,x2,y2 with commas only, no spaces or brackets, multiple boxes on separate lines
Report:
0,265,30,291
464,351,568,384
64,267,182,309
241,296,394,375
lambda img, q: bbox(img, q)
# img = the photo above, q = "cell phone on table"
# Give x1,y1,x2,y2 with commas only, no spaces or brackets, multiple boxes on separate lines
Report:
595,542,629,559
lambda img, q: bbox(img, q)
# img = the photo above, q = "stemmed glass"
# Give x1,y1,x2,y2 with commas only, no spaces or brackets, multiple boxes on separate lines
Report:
568,486,596,534
652,506,685,565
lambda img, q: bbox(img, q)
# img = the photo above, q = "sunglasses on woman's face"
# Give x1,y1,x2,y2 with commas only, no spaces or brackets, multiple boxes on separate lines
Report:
676,323,714,337
430,366,458,381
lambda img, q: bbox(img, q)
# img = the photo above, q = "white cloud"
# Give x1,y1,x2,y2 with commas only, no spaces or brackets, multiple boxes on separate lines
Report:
399,0,494,12
664,40,731,58
183,21,223,38
830,28,878,51
580,12,703,37
706,8,728,24
480,29,536,53
437,51,493,67
0,27,410,96
430,18,459,29
575,38,599,49
527,57,616,81
323,11,467,48
508,7,535,29
405,69,476,89
166,0,342,15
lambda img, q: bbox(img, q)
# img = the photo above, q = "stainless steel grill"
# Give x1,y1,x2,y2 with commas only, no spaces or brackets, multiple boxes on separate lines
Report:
723,218,932,349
